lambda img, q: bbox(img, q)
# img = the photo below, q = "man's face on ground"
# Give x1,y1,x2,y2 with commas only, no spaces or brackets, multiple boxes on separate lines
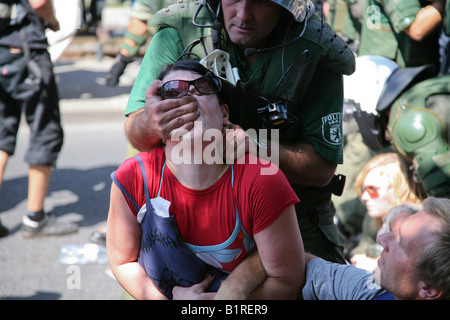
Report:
222,0,282,50
375,210,442,299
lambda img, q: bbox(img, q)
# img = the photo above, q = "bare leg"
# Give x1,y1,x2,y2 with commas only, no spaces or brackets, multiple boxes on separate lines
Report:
21,165,77,237
27,164,52,213
0,150,9,189
0,150,10,237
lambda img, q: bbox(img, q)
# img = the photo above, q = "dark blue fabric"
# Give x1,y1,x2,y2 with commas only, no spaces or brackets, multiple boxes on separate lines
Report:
373,291,395,300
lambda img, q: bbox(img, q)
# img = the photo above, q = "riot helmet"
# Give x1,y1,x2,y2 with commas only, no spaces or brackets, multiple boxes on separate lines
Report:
351,57,437,151
344,55,399,150
268,0,312,23
202,0,313,23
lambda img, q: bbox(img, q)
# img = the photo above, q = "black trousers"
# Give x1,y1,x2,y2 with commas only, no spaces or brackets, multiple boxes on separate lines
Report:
0,46,63,166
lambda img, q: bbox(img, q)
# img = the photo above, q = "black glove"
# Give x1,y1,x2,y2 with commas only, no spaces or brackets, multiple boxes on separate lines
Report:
105,53,134,86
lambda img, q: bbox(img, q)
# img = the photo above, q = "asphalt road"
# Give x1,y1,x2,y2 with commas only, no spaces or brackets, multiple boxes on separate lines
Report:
0,54,141,300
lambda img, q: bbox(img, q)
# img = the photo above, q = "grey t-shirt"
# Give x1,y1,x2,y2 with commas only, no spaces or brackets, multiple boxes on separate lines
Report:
302,258,389,300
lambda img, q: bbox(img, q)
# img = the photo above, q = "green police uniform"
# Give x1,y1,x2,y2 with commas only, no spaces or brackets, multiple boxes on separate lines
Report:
327,0,365,52
131,0,167,21
119,0,178,57
105,0,179,87
126,1,356,263
131,0,179,30
358,0,440,68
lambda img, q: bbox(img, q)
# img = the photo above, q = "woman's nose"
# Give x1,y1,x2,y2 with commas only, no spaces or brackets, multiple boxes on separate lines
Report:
187,84,198,96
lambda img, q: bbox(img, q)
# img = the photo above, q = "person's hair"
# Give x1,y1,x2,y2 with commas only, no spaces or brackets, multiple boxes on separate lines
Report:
157,59,212,81
355,152,425,207
157,59,231,106
416,197,450,300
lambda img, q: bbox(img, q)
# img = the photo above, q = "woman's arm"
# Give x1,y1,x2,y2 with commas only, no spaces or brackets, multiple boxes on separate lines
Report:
249,205,305,299
106,183,168,300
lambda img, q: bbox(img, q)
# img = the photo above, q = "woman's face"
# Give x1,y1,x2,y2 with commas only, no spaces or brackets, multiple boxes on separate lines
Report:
361,167,393,218
161,69,228,141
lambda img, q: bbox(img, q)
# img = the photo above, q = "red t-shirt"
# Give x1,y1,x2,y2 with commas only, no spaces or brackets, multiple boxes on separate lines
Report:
114,148,299,248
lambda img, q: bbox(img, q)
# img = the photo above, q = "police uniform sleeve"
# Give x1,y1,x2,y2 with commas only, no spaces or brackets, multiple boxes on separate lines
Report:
125,27,184,116
382,0,422,33
281,14,352,164
295,65,345,164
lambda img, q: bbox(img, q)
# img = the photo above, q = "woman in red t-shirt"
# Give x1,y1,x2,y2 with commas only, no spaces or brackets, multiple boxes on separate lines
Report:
107,60,304,300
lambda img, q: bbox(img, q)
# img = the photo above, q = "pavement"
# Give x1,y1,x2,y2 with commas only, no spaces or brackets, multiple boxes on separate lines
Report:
0,4,141,300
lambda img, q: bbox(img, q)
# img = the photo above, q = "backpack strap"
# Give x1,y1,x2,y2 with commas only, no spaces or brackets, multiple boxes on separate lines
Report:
133,154,167,200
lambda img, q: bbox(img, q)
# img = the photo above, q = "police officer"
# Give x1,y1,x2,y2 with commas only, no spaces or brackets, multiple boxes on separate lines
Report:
359,0,443,68
334,55,398,256
326,0,366,53
355,61,449,198
335,0,444,256
123,0,356,265
105,0,178,87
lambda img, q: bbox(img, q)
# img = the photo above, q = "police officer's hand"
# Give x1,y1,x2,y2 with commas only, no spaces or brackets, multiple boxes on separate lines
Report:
172,272,216,300
143,80,200,142
105,53,134,86
223,121,258,164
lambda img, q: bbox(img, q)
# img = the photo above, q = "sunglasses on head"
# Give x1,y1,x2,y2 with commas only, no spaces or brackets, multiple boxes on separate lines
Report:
361,186,380,199
160,75,222,99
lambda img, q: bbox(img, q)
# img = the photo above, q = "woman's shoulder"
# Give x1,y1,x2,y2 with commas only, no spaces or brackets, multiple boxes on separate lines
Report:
117,148,165,175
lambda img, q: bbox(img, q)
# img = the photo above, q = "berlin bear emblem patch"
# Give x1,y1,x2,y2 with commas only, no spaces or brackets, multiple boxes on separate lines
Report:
322,112,342,145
